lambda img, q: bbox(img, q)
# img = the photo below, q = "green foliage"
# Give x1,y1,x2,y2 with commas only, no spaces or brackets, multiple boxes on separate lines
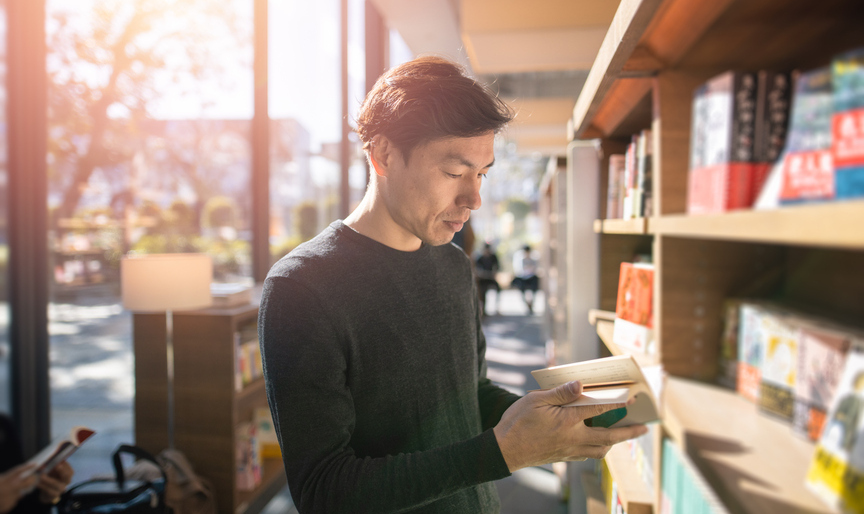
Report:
295,202,318,241
505,198,531,220
202,196,238,229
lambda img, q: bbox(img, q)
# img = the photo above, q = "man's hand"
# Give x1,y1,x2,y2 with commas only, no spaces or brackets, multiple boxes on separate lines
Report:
0,464,38,514
493,381,648,472
37,461,74,506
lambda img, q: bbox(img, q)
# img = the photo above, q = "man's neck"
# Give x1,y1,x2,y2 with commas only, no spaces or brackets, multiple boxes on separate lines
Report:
344,192,423,252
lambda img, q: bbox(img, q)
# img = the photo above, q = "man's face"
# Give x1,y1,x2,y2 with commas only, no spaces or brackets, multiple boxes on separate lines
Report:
382,131,495,248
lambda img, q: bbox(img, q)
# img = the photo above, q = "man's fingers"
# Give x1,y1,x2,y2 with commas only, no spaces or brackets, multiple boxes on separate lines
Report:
540,381,583,406
569,400,628,421
585,423,649,446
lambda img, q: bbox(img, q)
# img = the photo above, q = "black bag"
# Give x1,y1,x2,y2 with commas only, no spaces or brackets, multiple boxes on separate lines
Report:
58,444,169,514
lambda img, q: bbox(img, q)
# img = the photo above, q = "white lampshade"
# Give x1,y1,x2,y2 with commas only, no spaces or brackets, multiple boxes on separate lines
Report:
121,253,213,312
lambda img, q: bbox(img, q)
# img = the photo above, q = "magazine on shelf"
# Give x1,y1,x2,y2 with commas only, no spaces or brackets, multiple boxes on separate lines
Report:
531,354,662,429
612,262,655,355
23,425,96,478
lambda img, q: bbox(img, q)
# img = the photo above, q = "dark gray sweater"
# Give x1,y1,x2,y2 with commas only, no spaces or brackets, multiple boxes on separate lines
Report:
259,220,520,513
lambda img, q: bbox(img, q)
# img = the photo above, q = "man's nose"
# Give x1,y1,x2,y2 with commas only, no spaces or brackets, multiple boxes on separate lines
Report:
459,179,482,210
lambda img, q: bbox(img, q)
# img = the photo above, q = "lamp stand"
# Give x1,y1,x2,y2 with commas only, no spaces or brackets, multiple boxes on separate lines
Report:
166,309,175,449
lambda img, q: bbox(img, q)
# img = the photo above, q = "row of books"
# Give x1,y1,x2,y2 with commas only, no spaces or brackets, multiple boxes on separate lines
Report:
598,459,628,514
717,300,864,513
624,424,656,492
234,322,263,392
660,438,730,514
235,408,282,492
688,46,864,214
719,300,863,441
605,129,653,220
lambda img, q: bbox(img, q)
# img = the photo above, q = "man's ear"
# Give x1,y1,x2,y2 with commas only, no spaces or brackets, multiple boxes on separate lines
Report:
368,135,398,178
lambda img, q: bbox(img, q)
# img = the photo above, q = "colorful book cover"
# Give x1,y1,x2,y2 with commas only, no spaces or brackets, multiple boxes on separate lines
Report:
779,67,835,203
688,71,758,214
807,350,864,514
759,311,798,421
794,324,851,441
613,262,654,354
832,47,864,199
737,303,765,403
606,154,626,219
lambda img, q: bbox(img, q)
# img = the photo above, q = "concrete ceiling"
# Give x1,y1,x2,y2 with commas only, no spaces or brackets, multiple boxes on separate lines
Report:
370,0,620,156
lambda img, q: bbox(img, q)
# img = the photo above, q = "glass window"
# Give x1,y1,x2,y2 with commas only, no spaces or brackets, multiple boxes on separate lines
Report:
268,0,341,262
46,0,253,477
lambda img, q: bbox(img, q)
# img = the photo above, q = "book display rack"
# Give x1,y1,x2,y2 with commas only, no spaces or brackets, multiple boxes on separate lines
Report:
133,293,286,514
564,0,864,512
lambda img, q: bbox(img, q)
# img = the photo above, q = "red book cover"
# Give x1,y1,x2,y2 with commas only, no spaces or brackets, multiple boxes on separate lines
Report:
688,71,758,214
615,262,653,328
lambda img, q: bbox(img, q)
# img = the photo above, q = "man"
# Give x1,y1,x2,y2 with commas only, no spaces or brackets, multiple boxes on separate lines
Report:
259,56,646,514
476,243,501,316
512,244,539,314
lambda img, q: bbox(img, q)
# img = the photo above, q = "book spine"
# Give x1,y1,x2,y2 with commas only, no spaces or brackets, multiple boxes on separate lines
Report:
606,155,626,219
754,71,792,202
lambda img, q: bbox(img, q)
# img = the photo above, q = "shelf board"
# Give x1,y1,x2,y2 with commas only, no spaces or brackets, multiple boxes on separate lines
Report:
652,201,864,249
663,377,839,514
605,443,654,514
599,217,649,235
595,318,658,368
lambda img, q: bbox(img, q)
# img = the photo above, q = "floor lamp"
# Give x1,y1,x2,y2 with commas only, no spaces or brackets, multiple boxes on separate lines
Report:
121,253,213,449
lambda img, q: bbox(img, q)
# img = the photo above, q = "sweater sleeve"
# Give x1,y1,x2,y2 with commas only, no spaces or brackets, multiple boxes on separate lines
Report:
259,276,512,514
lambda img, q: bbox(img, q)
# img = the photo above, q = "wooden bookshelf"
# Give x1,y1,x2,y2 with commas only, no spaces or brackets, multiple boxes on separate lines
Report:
559,0,864,512
664,377,839,514
133,296,286,514
605,443,654,514
596,217,650,235
594,317,659,369
652,201,864,250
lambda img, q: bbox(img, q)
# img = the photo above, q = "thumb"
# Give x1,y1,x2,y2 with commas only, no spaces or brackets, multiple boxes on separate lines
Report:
541,381,583,406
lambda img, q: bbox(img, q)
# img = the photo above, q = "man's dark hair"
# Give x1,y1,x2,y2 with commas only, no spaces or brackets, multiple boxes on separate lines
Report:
356,56,514,160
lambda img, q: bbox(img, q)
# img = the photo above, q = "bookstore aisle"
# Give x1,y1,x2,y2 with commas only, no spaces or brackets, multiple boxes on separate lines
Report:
549,0,864,513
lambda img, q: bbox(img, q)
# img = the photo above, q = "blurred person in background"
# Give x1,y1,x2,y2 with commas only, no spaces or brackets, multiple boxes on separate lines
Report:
475,243,501,317
511,244,539,314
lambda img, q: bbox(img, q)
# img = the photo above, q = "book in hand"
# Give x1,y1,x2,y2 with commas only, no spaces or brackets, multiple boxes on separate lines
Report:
531,355,661,429
24,425,95,478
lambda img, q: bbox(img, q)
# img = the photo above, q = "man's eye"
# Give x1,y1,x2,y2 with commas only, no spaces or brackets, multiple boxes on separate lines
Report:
447,173,461,178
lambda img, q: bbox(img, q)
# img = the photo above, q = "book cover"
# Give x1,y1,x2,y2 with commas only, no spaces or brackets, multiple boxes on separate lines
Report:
606,154,626,219
612,262,654,354
24,425,96,478
758,312,798,421
753,71,792,199
779,67,835,203
795,324,851,441
832,47,864,200
807,350,864,514
737,303,765,403
688,71,758,214
531,354,662,428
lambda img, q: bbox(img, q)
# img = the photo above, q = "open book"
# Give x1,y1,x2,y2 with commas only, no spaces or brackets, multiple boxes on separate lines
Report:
531,354,661,428
24,425,95,477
